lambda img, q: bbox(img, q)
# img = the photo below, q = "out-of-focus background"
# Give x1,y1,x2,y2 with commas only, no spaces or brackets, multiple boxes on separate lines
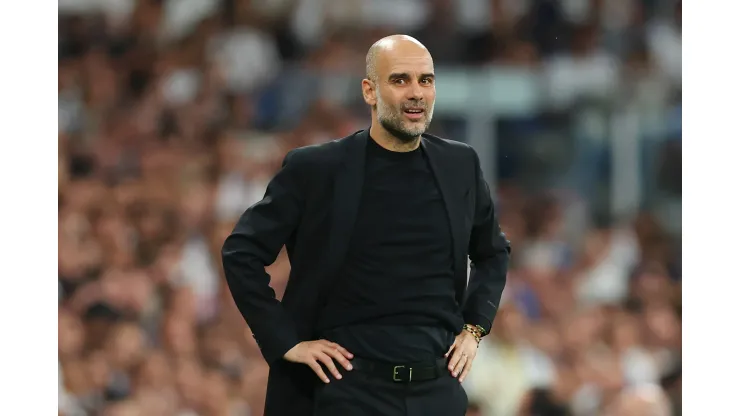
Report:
58,0,681,415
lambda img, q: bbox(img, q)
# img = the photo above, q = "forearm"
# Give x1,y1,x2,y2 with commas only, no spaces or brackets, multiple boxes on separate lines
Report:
222,235,301,365
463,250,509,335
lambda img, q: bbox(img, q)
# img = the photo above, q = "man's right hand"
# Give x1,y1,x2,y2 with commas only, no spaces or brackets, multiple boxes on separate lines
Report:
283,340,354,383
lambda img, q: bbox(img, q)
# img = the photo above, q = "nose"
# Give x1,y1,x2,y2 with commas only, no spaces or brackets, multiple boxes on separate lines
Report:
407,81,424,101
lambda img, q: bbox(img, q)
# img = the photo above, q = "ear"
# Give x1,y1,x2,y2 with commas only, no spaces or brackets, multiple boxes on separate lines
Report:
361,79,377,106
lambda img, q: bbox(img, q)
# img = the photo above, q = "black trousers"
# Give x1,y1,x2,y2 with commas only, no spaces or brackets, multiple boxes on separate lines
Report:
313,365,469,416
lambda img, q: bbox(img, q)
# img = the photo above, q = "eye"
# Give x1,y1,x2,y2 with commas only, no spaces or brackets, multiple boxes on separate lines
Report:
420,77,434,85
393,78,406,85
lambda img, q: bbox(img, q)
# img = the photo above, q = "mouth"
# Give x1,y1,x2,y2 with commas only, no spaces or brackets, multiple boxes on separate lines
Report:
403,108,425,121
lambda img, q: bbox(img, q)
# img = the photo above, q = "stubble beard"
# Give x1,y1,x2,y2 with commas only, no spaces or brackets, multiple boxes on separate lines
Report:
376,95,433,143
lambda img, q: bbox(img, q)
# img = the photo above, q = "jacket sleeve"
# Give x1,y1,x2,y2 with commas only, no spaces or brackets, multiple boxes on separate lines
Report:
462,149,511,335
221,149,305,365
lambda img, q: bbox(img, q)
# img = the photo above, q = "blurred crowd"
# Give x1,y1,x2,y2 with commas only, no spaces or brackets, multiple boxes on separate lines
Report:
58,0,681,415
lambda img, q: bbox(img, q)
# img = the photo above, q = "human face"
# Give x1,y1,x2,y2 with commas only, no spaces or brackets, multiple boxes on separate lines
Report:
366,50,436,142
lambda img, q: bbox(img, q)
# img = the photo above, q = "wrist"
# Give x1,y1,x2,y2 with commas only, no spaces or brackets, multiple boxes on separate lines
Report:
462,324,485,344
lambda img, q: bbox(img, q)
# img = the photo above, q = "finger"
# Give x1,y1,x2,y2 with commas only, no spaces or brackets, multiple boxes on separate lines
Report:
308,360,331,383
453,353,468,377
316,352,343,380
458,355,474,383
445,341,457,358
448,348,464,375
325,346,353,371
326,342,354,359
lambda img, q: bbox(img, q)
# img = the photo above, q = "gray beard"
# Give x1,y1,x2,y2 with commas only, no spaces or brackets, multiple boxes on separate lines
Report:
375,103,431,142
379,116,421,142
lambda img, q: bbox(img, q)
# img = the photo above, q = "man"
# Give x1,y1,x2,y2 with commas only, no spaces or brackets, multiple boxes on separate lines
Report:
222,35,510,416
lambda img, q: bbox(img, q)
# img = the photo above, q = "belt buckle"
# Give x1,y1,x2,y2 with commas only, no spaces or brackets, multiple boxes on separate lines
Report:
392,365,412,383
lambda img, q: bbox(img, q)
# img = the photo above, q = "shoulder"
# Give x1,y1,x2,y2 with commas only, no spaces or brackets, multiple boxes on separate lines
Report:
282,131,361,169
422,133,478,160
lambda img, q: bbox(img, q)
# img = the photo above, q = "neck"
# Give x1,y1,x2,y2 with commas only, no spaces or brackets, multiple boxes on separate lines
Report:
369,122,421,152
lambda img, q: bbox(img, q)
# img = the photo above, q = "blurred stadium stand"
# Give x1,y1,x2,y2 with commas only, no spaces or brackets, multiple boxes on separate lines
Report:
58,1,681,415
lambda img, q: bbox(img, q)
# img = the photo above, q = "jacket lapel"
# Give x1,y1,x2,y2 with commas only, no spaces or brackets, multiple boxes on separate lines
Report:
421,138,467,291
324,130,368,282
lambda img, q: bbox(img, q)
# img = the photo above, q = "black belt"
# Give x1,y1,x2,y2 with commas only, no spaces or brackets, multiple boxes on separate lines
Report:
350,357,448,383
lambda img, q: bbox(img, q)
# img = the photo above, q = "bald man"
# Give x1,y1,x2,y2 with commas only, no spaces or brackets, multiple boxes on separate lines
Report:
222,35,510,416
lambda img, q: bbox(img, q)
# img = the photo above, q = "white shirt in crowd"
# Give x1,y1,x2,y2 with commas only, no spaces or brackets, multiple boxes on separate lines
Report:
464,340,556,416
576,228,640,306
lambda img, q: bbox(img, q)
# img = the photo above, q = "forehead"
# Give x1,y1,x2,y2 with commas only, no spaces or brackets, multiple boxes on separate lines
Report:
377,49,434,77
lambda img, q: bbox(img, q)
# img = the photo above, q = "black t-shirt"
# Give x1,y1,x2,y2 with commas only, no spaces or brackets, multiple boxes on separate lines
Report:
316,137,463,361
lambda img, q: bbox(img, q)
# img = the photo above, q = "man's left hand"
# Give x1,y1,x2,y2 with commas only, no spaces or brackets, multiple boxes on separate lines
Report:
445,330,479,383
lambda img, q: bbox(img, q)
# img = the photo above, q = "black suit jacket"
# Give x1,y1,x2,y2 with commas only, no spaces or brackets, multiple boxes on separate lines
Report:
222,129,510,416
